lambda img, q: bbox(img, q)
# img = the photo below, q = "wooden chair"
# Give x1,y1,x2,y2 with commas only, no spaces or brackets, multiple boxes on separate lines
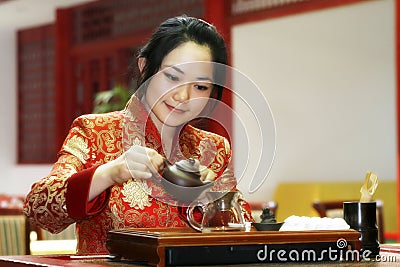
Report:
0,194,77,255
35,224,76,241
29,224,77,255
0,194,30,255
312,199,385,244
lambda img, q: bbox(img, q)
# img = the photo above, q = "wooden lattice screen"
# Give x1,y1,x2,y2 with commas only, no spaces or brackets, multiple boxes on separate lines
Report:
17,24,56,163
72,0,204,44
17,0,204,163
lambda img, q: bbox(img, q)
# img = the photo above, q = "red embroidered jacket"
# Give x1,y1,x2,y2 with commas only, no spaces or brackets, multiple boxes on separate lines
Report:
24,97,252,254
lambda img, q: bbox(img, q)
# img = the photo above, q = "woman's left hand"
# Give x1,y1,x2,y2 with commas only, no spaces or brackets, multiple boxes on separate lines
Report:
200,166,217,183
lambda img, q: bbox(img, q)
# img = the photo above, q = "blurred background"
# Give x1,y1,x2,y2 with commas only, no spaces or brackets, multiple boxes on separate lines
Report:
0,0,397,254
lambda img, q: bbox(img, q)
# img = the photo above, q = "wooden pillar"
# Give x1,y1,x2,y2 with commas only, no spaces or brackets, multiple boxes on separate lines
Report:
55,8,74,149
204,0,231,62
396,0,400,243
203,0,233,141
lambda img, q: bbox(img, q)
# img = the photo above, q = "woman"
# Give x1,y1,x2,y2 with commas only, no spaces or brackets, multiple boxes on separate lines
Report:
24,16,252,254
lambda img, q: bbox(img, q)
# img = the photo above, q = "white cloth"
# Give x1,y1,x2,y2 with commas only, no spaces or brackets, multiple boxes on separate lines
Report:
279,215,350,231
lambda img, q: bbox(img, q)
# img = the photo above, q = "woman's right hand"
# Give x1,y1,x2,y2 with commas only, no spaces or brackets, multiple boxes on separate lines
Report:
121,145,165,182
89,145,164,201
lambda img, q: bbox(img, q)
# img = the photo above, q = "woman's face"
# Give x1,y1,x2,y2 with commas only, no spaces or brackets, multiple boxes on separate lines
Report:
144,41,214,129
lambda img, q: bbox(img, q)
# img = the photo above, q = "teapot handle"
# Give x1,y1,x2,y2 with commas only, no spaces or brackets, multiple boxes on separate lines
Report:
154,158,172,184
186,201,204,232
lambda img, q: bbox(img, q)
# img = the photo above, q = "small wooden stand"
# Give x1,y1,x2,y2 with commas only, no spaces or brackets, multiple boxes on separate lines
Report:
106,227,361,267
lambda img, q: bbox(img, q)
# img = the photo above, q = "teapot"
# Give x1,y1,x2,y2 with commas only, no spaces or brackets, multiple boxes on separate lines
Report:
186,191,246,232
161,158,212,204
162,158,203,187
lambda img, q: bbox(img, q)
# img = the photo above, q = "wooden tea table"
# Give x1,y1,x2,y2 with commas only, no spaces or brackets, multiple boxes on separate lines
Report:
1,228,399,266
106,227,361,266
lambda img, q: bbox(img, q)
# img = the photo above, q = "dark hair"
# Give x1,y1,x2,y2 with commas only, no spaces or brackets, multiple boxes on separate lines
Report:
136,16,227,101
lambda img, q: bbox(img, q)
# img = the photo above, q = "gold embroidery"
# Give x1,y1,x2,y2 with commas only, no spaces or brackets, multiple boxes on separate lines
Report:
223,137,231,156
199,138,217,167
133,137,142,146
24,174,74,233
121,179,152,209
97,130,117,153
64,135,90,164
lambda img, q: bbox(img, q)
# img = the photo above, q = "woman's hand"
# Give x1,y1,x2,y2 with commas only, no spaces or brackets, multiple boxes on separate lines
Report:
199,165,217,183
188,158,217,183
123,145,165,181
89,145,164,201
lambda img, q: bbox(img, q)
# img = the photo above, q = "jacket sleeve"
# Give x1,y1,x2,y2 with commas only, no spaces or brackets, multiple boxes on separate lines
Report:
23,115,111,234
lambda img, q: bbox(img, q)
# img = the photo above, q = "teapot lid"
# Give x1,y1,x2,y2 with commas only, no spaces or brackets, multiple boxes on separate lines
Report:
175,158,200,173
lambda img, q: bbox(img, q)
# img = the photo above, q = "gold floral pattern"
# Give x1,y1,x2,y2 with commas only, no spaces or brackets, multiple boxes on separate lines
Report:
64,135,90,164
121,179,152,209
